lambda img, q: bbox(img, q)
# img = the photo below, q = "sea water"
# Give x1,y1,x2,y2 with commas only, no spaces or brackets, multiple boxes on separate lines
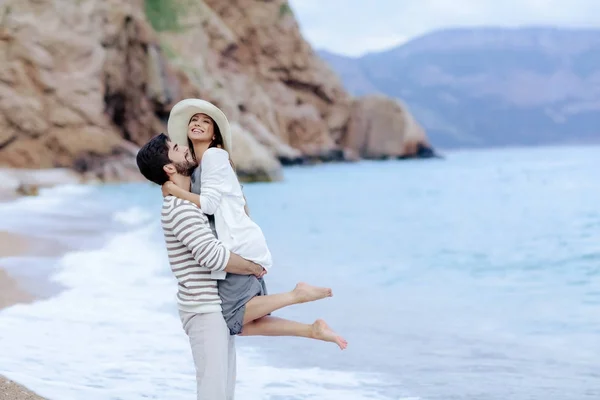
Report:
1,146,599,400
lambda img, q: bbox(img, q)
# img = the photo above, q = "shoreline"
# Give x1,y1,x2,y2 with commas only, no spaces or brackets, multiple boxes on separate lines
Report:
0,231,43,310
0,230,68,310
0,268,35,310
0,177,126,400
0,229,69,400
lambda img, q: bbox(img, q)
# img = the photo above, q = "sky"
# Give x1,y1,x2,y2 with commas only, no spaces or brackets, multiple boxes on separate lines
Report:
287,0,600,57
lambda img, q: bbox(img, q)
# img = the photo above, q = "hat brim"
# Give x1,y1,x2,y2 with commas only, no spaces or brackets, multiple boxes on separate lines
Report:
167,99,232,153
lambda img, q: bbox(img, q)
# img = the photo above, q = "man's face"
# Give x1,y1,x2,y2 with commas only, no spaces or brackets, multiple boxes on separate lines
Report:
167,141,197,176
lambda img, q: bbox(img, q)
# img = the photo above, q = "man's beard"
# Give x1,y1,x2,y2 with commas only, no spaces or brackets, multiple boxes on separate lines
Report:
174,160,197,177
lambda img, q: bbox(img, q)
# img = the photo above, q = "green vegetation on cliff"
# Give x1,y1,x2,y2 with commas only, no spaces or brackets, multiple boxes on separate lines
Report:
144,0,185,32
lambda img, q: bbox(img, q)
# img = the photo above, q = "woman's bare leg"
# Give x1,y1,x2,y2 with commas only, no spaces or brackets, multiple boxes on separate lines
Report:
242,282,332,324
240,316,348,350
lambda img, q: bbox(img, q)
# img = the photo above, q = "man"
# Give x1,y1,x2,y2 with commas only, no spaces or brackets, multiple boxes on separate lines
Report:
136,133,263,399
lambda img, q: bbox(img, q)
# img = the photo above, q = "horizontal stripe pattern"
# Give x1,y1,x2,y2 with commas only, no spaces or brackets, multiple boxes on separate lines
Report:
161,196,230,312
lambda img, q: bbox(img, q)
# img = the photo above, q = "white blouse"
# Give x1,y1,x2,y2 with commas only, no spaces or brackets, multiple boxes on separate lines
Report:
198,148,273,279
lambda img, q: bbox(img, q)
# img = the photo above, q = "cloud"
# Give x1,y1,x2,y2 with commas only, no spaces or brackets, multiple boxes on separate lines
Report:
288,0,600,56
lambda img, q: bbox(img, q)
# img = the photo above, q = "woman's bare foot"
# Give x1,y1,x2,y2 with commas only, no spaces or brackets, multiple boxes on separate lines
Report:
311,319,348,350
292,282,332,304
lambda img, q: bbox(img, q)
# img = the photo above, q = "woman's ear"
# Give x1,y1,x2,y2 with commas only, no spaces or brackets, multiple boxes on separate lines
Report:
163,164,176,175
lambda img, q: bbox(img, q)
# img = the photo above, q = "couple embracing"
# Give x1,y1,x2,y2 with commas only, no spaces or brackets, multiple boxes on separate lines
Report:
136,99,346,399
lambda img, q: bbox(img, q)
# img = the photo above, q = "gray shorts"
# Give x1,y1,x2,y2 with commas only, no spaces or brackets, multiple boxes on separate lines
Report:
218,273,268,335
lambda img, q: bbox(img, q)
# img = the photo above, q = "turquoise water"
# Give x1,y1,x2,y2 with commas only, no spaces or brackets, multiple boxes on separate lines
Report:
239,145,600,399
1,146,599,399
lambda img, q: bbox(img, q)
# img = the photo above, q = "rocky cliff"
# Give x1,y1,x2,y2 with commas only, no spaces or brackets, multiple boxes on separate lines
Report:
0,0,434,187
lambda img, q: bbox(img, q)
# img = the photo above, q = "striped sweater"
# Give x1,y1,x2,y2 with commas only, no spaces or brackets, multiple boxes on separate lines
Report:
161,196,231,313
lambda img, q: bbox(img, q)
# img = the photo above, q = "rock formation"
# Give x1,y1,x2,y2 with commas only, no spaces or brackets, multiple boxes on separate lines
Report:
345,95,437,159
0,0,434,188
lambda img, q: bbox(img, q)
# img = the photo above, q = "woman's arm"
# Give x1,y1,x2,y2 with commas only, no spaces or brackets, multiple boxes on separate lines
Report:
162,182,201,207
162,148,232,214
198,148,231,215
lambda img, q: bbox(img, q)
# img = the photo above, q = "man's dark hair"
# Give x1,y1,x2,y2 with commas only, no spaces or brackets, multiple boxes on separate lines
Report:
136,133,171,185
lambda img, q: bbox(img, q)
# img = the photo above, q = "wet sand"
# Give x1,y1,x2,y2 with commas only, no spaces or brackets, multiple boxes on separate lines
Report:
0,231,36,308
0,230,67,309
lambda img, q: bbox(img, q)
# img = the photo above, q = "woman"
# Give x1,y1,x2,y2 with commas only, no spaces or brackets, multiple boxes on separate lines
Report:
163,98,347,349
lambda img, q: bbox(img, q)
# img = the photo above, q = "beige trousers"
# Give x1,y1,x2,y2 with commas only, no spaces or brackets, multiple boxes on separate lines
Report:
179,310,237,400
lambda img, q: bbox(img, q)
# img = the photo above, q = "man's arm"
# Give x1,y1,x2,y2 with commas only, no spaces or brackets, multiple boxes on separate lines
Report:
168,201,263,276
198,148,229,215
169,201,229,272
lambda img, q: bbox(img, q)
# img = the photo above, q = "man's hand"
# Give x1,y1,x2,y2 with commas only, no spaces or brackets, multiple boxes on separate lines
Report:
251,262,267,279
162,181,176,197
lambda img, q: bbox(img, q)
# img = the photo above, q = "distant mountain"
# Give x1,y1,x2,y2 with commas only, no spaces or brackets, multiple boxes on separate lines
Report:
319,27,600,148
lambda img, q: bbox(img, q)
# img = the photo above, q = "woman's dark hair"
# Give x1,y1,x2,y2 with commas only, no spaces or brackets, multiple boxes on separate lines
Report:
209,121,224,150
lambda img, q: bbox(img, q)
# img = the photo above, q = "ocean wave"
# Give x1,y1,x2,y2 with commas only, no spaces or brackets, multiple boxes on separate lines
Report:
0,207,393,399
2,184,95,210
112,206,154,226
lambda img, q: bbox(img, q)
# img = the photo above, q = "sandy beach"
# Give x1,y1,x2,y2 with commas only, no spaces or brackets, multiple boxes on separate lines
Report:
0,230,67,308
0,376,46,400
0,232,36,309
0,229,63,400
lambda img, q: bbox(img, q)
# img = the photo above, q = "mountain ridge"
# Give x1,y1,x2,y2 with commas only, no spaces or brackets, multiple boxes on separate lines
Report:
318,26,600,148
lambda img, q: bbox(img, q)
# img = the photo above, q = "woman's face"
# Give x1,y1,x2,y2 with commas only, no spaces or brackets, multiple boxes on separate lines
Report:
187,113,214,144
